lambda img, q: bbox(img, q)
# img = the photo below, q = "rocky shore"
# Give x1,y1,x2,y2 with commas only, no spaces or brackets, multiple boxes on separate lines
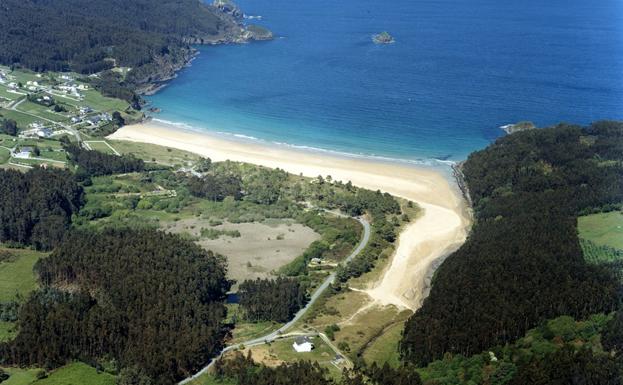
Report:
136,0,273,95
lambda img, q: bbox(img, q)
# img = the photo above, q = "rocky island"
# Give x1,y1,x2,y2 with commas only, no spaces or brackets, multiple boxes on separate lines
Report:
373,31,395,44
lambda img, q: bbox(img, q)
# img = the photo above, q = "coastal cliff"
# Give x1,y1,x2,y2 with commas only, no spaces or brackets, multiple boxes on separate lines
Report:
138,0,273,94
0,0,273,98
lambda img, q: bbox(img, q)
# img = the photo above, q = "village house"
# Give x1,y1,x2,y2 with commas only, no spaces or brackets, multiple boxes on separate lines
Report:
292,336,314,353
14,146,34,159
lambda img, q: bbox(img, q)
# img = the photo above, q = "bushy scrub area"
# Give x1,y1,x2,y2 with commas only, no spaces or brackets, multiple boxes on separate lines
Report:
401,121,623,370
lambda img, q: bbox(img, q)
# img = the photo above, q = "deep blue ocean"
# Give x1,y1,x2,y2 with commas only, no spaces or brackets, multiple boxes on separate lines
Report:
147,0,623,163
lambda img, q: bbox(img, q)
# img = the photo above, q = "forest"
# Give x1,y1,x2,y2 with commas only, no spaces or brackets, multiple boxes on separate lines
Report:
64,142,145,177
212,351,424,385
0,229,231,385
238,278,308,322
0,168,83,250
400,121,623,366
0,0,234,74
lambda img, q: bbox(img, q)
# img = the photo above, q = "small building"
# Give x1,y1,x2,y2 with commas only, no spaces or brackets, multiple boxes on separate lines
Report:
86,116,102,126
79,106,93,115
36,128,53,138
292,336,314,353
14,146,34,159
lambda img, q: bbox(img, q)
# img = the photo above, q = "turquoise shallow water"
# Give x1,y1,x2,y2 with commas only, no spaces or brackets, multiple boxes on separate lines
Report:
147,0,623,163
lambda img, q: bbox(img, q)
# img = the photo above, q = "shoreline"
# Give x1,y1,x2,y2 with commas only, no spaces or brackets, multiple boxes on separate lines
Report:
108,121,471,310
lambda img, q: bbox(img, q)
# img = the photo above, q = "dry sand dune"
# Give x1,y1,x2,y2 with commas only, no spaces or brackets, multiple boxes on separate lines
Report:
109,121,471,311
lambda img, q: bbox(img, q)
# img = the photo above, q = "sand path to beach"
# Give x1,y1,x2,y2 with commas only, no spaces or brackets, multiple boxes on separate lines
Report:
109,121,470,311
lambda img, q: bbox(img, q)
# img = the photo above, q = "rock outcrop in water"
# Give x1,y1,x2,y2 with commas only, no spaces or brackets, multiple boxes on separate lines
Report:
373,31,395,44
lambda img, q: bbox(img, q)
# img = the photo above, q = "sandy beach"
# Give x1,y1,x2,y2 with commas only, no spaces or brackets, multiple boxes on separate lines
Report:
108,121,471,311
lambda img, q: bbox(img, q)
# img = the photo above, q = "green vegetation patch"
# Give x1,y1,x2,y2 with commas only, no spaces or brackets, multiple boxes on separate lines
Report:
34,362,116,385
362,322,404,367
0,367,39,385
578,211,623,250
0,321,17,342
0,247,44,301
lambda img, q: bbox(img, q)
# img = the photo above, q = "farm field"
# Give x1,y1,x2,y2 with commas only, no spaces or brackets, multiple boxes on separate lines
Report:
578,211,623,250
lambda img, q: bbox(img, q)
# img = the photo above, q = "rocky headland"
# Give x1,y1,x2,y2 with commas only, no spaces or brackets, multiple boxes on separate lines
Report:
137,0,273,95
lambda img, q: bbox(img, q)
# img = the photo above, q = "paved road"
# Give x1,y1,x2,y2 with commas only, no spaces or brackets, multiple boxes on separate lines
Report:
179,215,371,384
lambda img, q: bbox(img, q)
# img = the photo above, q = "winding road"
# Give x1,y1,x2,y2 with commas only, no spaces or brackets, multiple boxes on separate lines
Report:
178,215,371,384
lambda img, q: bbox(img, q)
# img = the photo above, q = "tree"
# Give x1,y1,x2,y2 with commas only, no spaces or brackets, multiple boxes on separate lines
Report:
1,119,18,136
112,111,125,127
118,366,153,385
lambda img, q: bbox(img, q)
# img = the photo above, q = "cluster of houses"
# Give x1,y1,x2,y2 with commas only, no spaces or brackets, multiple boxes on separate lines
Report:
25,80,43,92
55,82,88,99
20,122,53,139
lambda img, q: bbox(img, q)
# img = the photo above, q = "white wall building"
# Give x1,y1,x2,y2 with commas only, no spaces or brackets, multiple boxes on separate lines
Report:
292,336,314,353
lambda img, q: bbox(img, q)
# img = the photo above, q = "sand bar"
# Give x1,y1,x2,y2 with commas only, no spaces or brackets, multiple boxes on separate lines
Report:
108,121,471,310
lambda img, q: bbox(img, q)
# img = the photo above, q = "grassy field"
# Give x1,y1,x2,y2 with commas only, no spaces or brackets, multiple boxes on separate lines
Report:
225,303,281,345
578,211,623,250
239,336,343,379
109,140,202,166
0,321,17,342
0,147,10,163
187,373,236,385
85,141,118,154
33,363,116,385
0,247,44,301
0,108,40,127
0,367,40,385
0,362,116,385
361,321,404,367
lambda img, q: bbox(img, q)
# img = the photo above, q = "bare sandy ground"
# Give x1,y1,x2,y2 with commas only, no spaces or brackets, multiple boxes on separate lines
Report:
165,218,320,286
109,121,471,311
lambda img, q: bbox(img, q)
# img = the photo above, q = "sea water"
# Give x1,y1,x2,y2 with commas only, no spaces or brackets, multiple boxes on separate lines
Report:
147,0,623,163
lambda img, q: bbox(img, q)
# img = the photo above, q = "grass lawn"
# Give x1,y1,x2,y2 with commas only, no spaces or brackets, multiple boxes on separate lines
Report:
34,362,116,385
229,318,281,345
0,367,39,385
0,321,17,342
37,149,68,162
0,147,10,164
578,211,623,250
15,101,68,124
85,141,118,155
187,373,237,385
0,86,23,101
81,89,128,113
0,109,40,128
361,321,404,367
0,247,45,301
242,336,343,379
109,140,201,166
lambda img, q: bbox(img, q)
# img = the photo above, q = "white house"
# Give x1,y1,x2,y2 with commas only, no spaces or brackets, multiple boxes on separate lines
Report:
14,146,34,159
292,336,314,353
